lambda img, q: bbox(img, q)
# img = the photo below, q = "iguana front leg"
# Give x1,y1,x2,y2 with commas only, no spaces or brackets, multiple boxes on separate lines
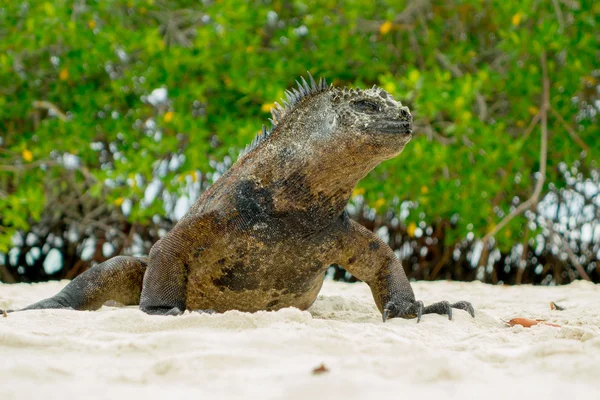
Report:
330,216,474,322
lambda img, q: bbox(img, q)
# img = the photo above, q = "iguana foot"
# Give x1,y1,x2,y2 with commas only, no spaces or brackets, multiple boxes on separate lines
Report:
141,306,184,316
382,299,474,322
382,299,424,323
421,300,475,321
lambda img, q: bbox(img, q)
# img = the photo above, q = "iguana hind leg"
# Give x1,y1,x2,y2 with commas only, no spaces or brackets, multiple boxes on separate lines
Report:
139,237,188,316
13,256,147,312
330,215,475,323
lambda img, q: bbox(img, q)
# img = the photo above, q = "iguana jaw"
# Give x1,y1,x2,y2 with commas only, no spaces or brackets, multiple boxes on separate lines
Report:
371,120,412,135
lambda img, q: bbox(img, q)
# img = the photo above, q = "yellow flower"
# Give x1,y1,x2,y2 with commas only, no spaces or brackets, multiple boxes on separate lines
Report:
383,81,396,94
420,185,429,194
164,111,174,122
511,12,523,27
261,103,274,113
43,2,55,17
59,68,69,81
408,69,420,85
88,20,96,30
407,222,417,237
460,111,472,122
379,21,393,35
22,149,33,162
454,97,465,109
374,198,386,209
113,197,124,206
352,187,366,197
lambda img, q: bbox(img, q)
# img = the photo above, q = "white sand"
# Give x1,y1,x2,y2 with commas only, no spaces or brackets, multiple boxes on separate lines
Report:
1,280,599,399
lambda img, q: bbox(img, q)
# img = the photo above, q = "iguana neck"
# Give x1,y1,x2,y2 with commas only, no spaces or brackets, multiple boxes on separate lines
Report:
238,140,379,216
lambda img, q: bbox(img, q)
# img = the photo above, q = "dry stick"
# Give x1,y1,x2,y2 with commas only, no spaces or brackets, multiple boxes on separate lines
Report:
416,123,456,145
550,107,590,154
557,233,591,281
521,111,542,143
64,217,129,241
430,247,451,280
544,218,591,281
476,238,491,283
515,225,530,284
435,51,463,77
0,264,17,284
32,100,69,121
551,0,565,34
483,52,549,243
393,0,431,24
409,31,425,69
475,93,488,121
0,159,58,172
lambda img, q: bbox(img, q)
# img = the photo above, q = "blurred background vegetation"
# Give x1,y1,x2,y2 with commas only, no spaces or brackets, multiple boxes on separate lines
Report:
1,0,598,285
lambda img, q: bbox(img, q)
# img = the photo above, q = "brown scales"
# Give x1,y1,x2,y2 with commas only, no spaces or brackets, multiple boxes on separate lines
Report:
5,74,474,322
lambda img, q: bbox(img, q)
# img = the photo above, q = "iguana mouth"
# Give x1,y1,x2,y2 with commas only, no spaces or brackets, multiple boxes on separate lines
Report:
376,120,412,135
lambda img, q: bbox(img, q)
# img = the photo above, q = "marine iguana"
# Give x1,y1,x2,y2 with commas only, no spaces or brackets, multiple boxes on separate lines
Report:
4,74,474,322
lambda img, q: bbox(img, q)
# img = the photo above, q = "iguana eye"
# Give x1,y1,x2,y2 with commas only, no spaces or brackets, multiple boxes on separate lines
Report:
352,100,381,114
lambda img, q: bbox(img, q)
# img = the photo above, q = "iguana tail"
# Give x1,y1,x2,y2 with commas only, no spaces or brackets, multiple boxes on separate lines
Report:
3,255,147,313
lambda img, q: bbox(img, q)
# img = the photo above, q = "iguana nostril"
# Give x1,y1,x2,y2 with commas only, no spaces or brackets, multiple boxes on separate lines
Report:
399,107,411,121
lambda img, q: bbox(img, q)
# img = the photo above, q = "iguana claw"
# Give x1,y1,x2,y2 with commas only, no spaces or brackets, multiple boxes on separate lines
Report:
382,299,474,322
382,308,390,322
416,301,423,323
141,306,184,316
382,299,423,322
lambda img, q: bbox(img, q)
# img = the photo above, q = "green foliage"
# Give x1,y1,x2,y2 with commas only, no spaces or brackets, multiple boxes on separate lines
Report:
0,0,598,253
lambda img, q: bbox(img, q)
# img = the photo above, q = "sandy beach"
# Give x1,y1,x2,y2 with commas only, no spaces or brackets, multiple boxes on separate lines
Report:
1,279,599,399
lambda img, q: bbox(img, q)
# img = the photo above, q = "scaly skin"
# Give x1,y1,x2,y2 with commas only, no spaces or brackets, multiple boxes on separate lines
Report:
4,75,474,322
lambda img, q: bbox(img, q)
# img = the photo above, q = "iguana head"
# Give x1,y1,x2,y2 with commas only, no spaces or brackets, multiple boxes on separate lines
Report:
237,74,412,202
241,74,412,167
328,85,413,160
